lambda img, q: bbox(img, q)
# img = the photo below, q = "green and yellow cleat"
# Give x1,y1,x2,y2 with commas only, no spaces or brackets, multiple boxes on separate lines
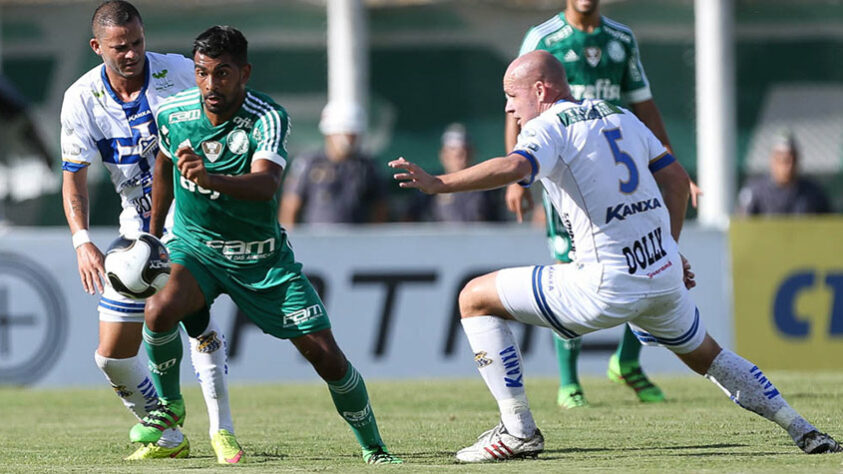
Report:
211,429,245,464
607,354,665,403
125,435,190,460
129,398,186,444
557,384,588,409
363,446,403,464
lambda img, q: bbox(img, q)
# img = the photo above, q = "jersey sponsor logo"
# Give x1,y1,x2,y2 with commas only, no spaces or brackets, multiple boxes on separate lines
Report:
474,351,493,368
557,101,622,126
283,304,323,328
622,227,667,275
584,46,602,67
201,140,223,162
227,129,249,155
152,69,176,92
206,237,276,260
152,69,168,79
127,109,151,123
543,24,573,47
180,175,220,199
607,40,626,62
233,116,253,130
170,109,201,124
563,49,579,62
570,80,621,101
605,197,662,224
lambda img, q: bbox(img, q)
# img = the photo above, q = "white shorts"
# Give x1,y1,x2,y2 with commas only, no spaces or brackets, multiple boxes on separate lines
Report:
496,264,705,354
98,284,145,323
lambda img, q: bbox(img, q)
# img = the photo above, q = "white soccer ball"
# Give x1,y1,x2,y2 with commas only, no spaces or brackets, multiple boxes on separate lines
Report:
104,233,171,300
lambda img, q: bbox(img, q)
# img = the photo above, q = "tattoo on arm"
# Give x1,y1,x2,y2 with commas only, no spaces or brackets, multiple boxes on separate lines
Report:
69,193,88,222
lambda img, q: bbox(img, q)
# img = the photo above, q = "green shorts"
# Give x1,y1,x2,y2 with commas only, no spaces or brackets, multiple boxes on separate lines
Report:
167,237,330,339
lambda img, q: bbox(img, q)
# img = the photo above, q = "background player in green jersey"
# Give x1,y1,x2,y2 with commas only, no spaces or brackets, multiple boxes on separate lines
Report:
130,26,401,465
505,0,700,409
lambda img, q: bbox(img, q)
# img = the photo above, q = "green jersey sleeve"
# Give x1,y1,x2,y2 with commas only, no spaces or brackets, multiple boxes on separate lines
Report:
246,92,290,169
618,28,652,104
157,111,173,158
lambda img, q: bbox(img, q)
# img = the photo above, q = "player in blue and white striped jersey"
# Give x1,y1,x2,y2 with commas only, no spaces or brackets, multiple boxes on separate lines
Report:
59,1,238,461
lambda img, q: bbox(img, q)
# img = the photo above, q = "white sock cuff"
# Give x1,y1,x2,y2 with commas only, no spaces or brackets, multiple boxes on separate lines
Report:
460,315,505,333
94,352,139,370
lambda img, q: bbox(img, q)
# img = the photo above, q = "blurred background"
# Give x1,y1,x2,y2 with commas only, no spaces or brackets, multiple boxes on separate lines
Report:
0,0,840,224
0,0,841,386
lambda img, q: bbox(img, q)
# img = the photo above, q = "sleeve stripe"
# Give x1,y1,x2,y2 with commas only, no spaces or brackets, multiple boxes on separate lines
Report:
244,93,283,153
648,152,676,173
623,87,652,104
510,150,538,187
62,161,89,172
519,15,565,56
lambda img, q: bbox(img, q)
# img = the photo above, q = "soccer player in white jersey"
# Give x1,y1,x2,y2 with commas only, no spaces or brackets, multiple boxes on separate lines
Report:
60,1,241,462
390,50,841,462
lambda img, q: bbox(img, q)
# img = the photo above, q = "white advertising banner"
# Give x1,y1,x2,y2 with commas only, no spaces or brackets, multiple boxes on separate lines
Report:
0,224,730,387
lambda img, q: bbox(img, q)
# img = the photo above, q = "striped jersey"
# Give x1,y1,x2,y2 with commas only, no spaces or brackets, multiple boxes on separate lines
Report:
519,14,651,106
60,52,194,235
512,99,682,296
156,87,290,270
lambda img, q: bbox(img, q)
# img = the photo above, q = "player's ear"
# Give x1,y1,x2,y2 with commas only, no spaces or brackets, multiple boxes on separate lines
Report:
240,63,252,84
90,37,102,56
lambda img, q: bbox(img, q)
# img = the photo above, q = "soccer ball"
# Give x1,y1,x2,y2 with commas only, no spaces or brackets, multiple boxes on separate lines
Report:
104,233,171,300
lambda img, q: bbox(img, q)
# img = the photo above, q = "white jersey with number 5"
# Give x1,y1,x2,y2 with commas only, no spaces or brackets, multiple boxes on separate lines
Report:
60,52,194,236
511,98,683,296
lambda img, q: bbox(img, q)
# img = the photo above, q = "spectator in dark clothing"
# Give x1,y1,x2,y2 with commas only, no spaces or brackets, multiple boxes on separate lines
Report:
737,132,831,215
404,123,502,223
280,102,388,227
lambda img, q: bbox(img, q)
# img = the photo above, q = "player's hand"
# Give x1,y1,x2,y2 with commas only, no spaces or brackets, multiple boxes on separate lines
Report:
389,157,443,194
681,254,696,290
689,179,703,209
505,183,533,223
176,145,211,188
75,242,105,295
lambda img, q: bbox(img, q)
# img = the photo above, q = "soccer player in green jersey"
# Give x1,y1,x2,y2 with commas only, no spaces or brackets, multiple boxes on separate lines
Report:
504,0,699,409
129,26,401,465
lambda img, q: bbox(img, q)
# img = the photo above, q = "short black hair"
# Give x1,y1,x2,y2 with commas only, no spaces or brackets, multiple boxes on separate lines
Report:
92,1,143,38
193,26,248,66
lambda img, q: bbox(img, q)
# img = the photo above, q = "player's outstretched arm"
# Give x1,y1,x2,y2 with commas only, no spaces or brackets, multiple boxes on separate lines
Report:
176,145,282,201
504,112,533,221
150,150,174,238
652,160,691,243
62,167,105,294
390,154,532,195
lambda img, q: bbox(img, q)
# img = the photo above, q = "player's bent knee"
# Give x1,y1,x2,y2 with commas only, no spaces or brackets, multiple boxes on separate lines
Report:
458,273,498,318
143,293,183,332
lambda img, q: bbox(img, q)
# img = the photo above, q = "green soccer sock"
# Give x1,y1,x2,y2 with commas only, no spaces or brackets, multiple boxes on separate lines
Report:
615,324,643,366
142,324,183,402
554,334,582,387
326,363,384,450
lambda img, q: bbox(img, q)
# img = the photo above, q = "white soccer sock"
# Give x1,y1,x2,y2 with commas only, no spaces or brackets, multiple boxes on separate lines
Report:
94,352,183,447
94,352,158,420
461,316,537,439
188,319,234,436
705,349,816,441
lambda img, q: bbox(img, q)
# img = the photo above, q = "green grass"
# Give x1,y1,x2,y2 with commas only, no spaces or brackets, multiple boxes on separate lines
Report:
2,373,843,472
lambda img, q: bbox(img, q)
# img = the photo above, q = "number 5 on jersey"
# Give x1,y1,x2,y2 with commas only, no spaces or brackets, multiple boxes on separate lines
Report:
602,128,639,194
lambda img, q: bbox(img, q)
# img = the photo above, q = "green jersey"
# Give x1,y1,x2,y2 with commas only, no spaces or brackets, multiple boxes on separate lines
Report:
519,14,651,106
157,87,291,270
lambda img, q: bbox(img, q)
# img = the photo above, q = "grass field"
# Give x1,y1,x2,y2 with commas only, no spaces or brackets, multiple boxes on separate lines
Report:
3,372,843,473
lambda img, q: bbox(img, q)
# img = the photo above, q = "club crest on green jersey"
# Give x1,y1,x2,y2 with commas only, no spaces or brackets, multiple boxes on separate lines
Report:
584,46,602,67
202,140,223,162
227,130,249,155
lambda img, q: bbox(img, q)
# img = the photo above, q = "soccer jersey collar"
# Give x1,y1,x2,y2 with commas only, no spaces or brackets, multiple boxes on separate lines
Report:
559,12,604,36
100,54,151,109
